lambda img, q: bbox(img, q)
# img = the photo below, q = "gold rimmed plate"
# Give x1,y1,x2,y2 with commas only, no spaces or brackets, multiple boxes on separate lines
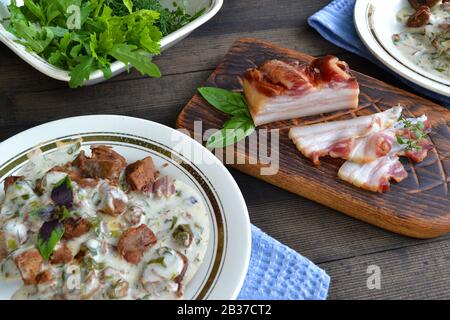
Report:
0,115,251,299
354,0,450,97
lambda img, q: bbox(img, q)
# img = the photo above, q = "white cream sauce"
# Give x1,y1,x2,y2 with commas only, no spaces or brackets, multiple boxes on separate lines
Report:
0,144,209,300
393,2,449,80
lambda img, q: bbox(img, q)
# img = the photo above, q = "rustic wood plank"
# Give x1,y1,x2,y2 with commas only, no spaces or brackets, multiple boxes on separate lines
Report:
321,238,450,299
176,38,450,239
0,70,210,128
232,170,450,263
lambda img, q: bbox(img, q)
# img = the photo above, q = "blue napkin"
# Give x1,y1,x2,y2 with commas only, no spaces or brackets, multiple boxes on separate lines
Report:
238,225,330,300
308,0,450,108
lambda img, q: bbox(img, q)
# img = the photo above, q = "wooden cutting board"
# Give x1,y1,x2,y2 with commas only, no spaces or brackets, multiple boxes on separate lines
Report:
176,38,450,239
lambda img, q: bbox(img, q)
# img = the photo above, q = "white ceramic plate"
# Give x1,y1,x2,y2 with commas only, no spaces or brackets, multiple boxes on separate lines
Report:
354,0,450,97
0,115,251,300
0,0,223,85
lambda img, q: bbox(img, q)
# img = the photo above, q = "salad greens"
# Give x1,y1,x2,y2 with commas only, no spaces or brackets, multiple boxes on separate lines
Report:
198,87,255,148
3,0,202,88
106,0,205,36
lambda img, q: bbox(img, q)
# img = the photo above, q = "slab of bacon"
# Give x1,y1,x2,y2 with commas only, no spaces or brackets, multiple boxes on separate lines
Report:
288,107,403,165
242,56,360,126
337,156,408,193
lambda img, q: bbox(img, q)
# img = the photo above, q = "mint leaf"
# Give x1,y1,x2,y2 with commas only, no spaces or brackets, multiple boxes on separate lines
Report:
37,219,64,261
69,55,95,88
206,116,255,148
108,43,161,77
198,87,251,117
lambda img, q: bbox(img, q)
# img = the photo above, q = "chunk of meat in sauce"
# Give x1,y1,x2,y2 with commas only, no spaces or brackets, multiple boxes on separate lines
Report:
123,207,143,226
35,269,53,284
117,224,157,264
125,157,156,192
97,183,128,216
152,176,176,198
73,146,127,182
3,175,24,190
50,166,99,189
50,242,73,265
63,217,91,240
407,5,431,27
14,249,43,285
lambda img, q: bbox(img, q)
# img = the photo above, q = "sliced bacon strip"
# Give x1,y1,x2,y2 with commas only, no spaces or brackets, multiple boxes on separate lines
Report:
332,115,432,164
289,107,402,165
338,156,408,192
242,56,360,126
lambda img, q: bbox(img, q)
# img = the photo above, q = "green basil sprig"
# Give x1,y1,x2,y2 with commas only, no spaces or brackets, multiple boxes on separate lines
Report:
37,219,64,261
198,87,255,148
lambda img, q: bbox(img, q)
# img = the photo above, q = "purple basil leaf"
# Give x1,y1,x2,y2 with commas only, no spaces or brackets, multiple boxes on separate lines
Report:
51,176,73,208
37,219,64,261
38,205,55,221
39,219,62,242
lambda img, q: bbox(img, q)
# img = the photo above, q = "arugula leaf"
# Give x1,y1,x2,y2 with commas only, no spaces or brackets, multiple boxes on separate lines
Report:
37,219,64,261
108,43,160,77
69,55,96,88
24,0,46,25
206,115,255,148
198,87,251,117
13,20,54,53
123,0,133,14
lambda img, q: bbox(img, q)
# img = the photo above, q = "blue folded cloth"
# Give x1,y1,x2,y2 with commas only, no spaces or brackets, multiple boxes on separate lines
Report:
238,225,330,300
308,0,450,108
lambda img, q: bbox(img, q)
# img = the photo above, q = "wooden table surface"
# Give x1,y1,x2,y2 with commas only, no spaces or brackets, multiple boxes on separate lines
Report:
1,0,449,300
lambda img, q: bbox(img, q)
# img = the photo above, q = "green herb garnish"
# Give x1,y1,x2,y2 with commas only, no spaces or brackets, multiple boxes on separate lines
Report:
147,256,166,267
395,116,428,151
198,87,255,148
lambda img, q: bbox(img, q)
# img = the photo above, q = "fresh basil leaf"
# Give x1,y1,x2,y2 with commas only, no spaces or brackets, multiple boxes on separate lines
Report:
108,44,161,78
206,116,255,148
69,55,95,88
51,175,73,208
198,87,250,117
37,219,64,261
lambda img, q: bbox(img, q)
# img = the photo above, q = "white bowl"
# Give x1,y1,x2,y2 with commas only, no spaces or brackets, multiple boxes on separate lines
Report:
354,0,450,97
0,0,223,86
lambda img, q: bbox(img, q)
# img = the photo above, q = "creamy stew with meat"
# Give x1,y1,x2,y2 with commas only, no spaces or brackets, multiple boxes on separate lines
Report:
0,143,209,300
